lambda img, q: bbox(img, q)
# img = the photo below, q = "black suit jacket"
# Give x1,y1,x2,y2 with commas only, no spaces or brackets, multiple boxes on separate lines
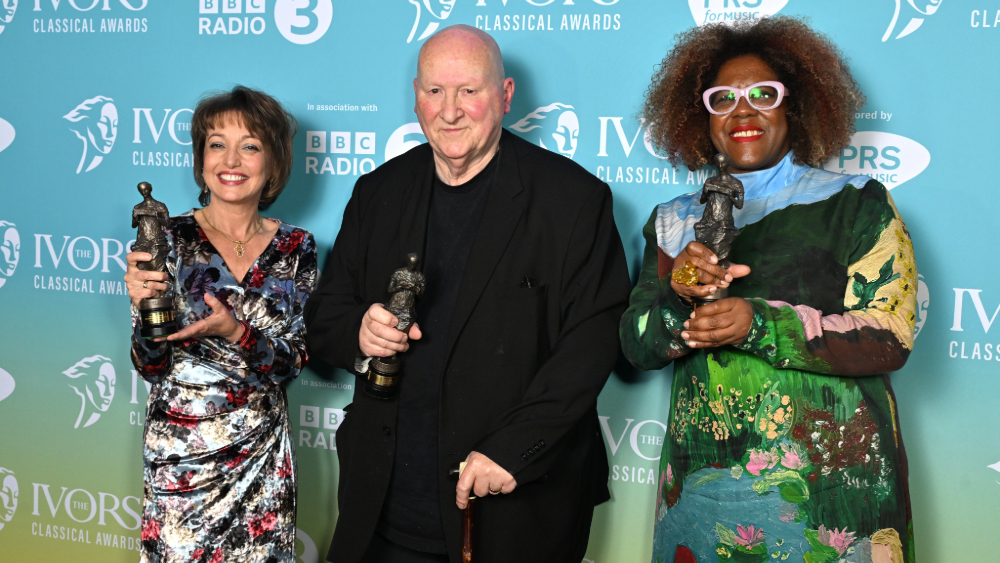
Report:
304,130,631,563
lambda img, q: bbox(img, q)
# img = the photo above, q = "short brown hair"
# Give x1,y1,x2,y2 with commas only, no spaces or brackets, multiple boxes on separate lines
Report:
643,17,865,170
191,86,298,209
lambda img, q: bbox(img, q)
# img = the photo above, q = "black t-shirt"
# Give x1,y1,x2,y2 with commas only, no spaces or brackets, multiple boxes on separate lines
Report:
376,152,499,553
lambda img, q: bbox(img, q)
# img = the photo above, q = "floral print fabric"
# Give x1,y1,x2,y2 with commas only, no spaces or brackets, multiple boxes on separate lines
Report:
131,210,317,563
621,168,917,563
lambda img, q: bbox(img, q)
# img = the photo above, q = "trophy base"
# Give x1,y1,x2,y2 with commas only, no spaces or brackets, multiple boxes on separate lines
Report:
692,287,728,310
139,297,177,339
140,323,178,339
364,356,401,400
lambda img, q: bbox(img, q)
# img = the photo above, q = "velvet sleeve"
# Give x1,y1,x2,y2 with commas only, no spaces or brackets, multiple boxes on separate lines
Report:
234,232,317,386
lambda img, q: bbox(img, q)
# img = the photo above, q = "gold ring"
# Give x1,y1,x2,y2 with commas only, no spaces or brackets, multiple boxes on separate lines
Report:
489,487,501,495
142,281,148,289
671,261,699,286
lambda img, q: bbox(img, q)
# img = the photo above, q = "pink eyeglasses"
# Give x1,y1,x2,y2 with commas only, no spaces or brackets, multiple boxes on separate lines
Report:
702,81,789,115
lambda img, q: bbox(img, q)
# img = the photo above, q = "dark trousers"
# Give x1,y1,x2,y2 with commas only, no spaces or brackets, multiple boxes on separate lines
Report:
359,533,450,563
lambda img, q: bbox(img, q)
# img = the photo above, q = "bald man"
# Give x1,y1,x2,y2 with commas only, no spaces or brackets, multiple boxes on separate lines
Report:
305,25,630,563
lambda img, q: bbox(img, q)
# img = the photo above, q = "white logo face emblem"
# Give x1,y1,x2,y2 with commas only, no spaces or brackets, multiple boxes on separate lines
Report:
913,274,929,340
296,528,319,563
884,0,942,41
823,131,930,190
274,0,333,45
407,0,455,43
0,367,13,403
63,96,118,173
688,0,788,27
385,123,427,162
0,116,15,154
510,103,580,160
0,467,17,532
0,0,17,35
63,355,116,429
0,221,18,290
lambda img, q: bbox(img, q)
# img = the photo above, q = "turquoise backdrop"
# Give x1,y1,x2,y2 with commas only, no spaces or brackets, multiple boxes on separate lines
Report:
0,1,995,561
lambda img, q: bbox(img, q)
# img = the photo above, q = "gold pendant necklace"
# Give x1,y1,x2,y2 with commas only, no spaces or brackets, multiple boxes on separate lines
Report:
201,210,262,258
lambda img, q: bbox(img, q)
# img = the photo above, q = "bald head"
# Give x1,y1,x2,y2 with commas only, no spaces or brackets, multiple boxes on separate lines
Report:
412,24,514,184
418,24,505,87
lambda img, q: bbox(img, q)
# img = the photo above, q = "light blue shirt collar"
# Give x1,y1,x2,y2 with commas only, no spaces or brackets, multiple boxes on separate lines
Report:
732,151,810,201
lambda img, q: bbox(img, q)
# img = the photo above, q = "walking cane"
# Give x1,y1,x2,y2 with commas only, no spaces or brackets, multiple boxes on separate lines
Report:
449,461,475,563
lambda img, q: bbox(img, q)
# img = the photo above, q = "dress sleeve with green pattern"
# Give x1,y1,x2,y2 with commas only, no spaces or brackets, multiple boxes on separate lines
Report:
737,181,917,376
619,208,697,371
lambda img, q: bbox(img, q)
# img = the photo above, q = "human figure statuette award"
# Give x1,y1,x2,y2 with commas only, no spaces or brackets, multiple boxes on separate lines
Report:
364,253,425,399
691,153,744,305
132,181,177,338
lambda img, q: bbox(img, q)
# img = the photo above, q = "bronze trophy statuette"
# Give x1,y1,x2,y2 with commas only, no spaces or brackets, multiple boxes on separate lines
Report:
132,181,177,338
364,253,426,400
691,153,744,306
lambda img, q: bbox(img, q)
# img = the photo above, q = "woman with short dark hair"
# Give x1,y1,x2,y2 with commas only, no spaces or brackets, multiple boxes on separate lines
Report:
124,85,316,563
621,18,917,563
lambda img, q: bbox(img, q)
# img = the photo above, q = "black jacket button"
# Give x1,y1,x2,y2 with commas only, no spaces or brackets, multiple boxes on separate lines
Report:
539,440,545,447
521,454,528,460
383,426,391,436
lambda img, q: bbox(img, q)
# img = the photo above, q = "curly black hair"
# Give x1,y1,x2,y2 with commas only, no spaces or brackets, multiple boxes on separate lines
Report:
642,17,865,170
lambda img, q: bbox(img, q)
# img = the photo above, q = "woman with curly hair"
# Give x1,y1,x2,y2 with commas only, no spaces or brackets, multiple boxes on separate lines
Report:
124,86,317,562
620,17,917,563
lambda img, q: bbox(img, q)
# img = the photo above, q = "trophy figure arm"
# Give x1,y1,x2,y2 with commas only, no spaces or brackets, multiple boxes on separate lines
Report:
733,194,745,210
718,184,743,209
387,272,403,293
734,187,916,377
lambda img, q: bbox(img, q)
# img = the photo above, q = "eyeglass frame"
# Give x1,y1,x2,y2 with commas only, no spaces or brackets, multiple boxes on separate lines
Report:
702,81,790,115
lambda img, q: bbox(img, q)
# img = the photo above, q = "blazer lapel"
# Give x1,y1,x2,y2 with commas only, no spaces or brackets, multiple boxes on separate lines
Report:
394,151,435,272
444,130,525,359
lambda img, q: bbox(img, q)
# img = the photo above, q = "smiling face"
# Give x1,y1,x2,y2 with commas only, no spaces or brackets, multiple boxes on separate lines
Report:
414,27,513,173
90,102,118,154
708,55,791,174
552,110,579,158
201,113,269,207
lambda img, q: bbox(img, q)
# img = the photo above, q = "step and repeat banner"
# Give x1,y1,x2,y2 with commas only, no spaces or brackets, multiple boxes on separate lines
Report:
0,1,995,561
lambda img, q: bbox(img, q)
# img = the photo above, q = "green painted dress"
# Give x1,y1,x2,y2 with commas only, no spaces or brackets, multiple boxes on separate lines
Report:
620,153,917,563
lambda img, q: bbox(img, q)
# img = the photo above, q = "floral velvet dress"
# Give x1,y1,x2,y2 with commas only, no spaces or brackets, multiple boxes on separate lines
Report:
131,210,317,563
620,154,918,563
